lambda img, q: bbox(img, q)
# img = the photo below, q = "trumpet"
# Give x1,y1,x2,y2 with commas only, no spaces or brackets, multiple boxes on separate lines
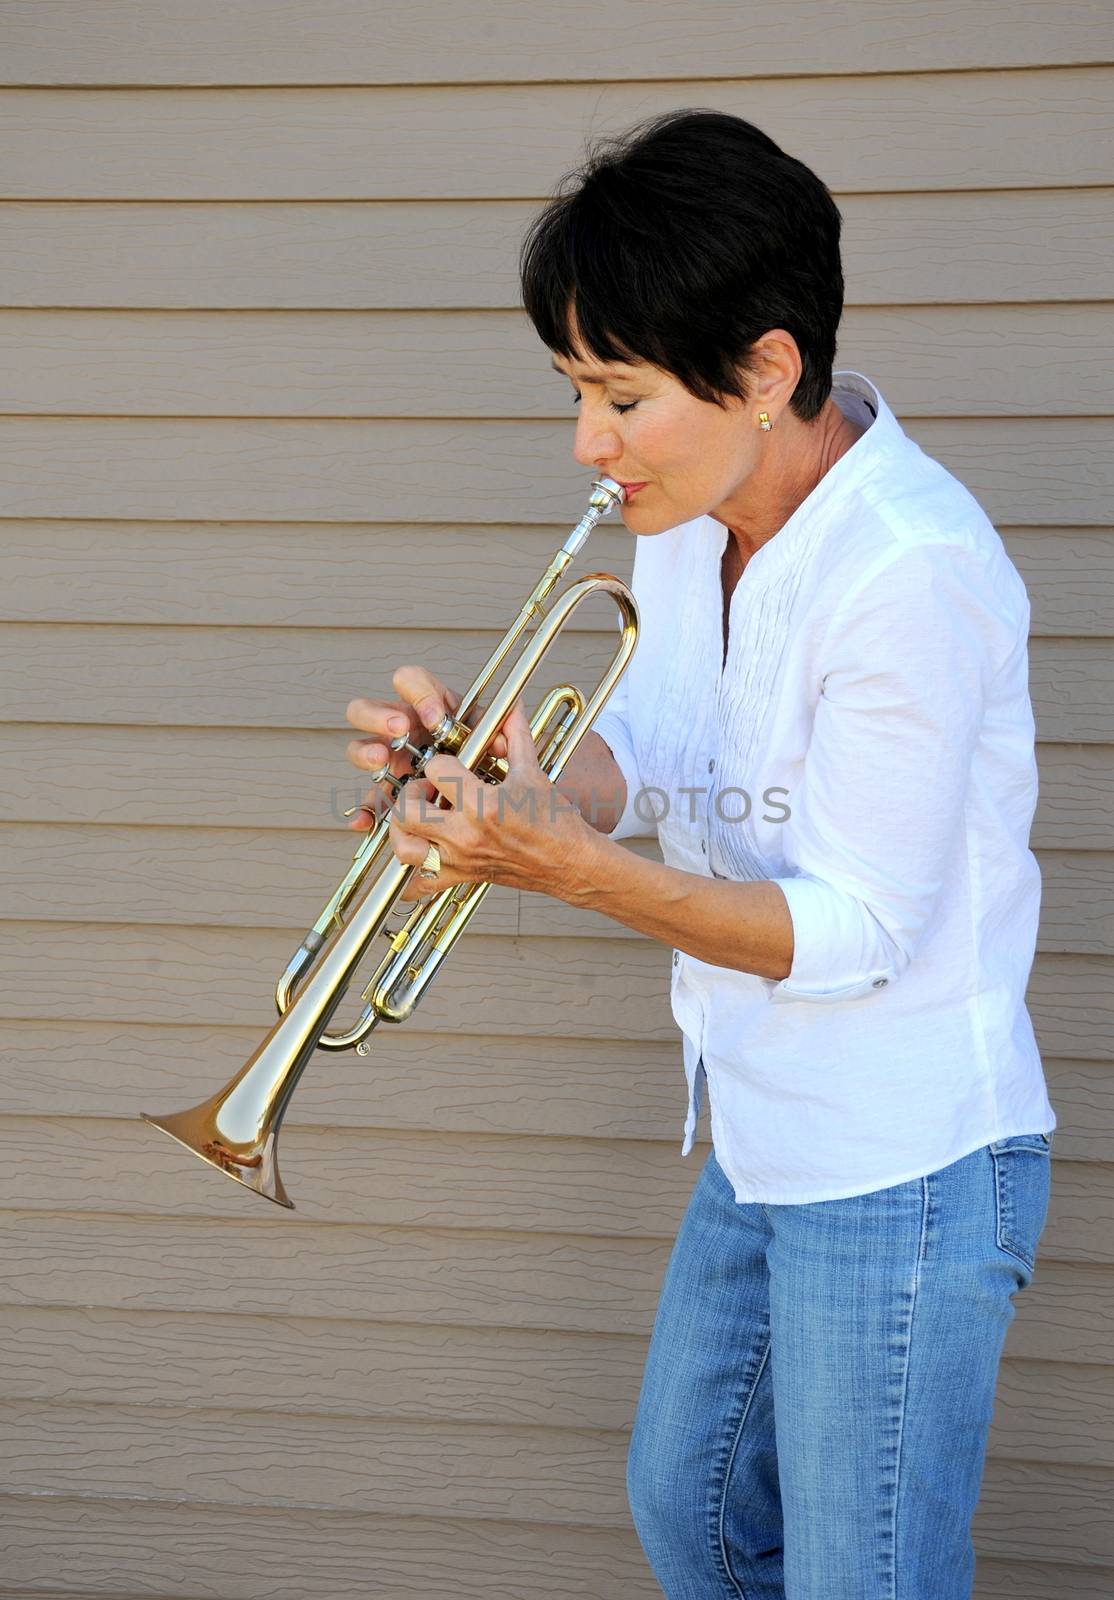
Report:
140,476,638,1209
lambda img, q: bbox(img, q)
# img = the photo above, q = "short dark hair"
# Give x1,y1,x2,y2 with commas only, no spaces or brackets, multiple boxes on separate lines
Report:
519,108,844,422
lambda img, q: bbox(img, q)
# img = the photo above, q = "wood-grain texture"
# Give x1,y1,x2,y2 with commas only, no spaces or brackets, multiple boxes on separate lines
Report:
1,15,1111,1597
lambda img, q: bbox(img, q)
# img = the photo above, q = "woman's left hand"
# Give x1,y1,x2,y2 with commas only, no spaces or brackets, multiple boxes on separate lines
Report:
388,696,592,903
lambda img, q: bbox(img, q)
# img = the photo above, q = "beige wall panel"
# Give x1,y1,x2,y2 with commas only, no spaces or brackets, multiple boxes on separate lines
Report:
0,1311,1108,1491
0,940,1107,1056
0,1591,199,1600
0,1407,1109,1571
5,3,1112,84
0,1022,688,1139
970,1461,1114,1567
0,1356,1107,1516
4,1118,699,1234
1,1391,1110,1530
3,726,1107,846
1026,955,1114,1062
0,1398,632,1526
0,1118,1108,1264
0,1017,1105,1160
0,822,523,935
0,726,375,829
2,306,1109,419
1007,531,1114,635
3,71,1112,199
4,1216,1112,1370
0,922,678,1038
1,821,1109,954
1030,746,1114,850
0,1111,1106,1252
0,936,1108,1055
2,824,1107,954
0,416,1106,524
3,520,1110,636
975,1561,1114,1599
0,1493,659,1600
0,1211,675,1334
2,1304,1105,1447
1037,1163,1114,1265
0,1303,649,1430
1,193,1109,308
990,1361,1114,1467
3,625,1108,742
0,522,637,627
1021,852,1114,956
0,624,624,727
0,1496,1108,1600
1043,1061,1114,1161
837,308,1113,419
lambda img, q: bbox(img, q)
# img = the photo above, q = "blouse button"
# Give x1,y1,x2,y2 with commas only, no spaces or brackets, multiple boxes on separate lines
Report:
673,951,680,967
701,840,707,854
872,977,888,988
708,758,716,773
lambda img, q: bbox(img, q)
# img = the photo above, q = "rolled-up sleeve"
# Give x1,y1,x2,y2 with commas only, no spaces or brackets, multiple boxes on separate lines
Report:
591,666,650,841
768,541,1001,1003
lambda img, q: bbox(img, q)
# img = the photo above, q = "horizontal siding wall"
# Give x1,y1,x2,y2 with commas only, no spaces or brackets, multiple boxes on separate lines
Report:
1,11,1112,1597
1,2,1110,81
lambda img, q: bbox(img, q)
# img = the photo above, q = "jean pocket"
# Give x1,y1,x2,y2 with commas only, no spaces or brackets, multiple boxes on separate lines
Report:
989,1134,1052,1278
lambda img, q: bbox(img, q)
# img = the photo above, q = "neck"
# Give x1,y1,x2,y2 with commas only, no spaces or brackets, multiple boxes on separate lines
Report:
720,397,866,562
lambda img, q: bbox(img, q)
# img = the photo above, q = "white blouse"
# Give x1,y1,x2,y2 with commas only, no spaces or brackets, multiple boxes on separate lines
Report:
592,370,1057,1203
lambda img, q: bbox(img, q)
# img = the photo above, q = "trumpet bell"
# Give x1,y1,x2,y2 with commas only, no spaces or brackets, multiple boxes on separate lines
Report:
140,1097,293,1209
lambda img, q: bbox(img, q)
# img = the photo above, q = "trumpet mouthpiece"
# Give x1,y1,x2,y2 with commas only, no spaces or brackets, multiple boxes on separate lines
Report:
590,475,626,510
562,476,627,560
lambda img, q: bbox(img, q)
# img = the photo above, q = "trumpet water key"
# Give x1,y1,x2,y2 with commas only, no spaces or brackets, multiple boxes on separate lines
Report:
140,476,639,1208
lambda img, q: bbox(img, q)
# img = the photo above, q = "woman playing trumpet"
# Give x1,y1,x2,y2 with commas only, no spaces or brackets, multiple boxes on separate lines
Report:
345,109,1055,1600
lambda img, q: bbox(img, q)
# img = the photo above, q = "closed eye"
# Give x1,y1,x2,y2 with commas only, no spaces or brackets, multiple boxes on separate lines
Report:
571,391,639,416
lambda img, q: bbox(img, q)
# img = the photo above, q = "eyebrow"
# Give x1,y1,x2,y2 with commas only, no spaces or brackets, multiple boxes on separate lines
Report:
550,356,637,386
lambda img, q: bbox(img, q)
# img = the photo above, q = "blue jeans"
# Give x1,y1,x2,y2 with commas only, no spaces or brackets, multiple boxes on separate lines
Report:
626,1135,1052,1599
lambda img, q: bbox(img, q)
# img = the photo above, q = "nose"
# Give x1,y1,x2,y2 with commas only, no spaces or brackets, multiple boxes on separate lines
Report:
572,409,622,471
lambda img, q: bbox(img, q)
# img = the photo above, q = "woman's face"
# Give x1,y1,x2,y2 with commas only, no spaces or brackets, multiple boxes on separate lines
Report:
552,327,801,536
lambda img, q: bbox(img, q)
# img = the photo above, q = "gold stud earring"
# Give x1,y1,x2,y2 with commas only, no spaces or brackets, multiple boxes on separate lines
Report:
757,412,772,431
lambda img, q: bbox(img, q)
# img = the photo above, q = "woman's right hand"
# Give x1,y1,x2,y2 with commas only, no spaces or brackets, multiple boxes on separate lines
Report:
344,665,508,830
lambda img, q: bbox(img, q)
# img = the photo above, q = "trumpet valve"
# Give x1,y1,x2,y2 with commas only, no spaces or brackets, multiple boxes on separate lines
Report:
425,714,469,754
389,731,428,765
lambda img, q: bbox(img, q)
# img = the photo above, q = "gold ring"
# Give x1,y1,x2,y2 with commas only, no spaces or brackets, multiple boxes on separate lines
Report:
418,842,441,880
